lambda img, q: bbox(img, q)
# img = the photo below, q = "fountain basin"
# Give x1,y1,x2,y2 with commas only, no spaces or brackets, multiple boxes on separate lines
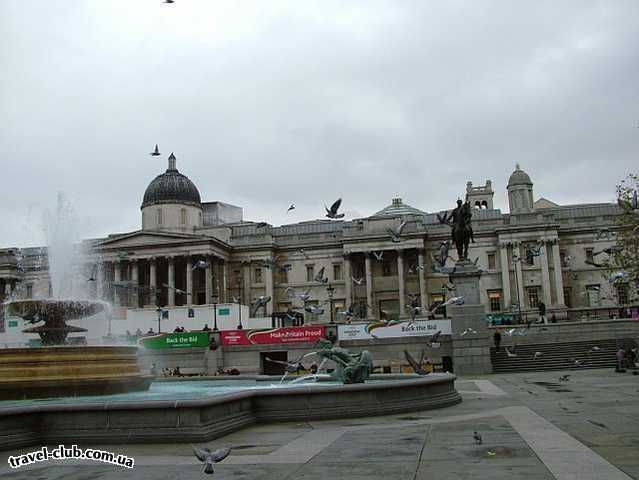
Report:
0,374,460,450
0,346,152,400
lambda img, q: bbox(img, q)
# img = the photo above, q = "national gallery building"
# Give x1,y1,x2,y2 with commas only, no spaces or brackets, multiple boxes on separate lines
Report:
0,154,632,336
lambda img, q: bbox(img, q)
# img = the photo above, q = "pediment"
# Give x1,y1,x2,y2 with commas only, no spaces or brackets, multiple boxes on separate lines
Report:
97,231,210,249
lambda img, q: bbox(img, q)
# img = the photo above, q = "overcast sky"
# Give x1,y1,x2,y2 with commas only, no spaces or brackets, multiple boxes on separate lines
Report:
1,0,638,247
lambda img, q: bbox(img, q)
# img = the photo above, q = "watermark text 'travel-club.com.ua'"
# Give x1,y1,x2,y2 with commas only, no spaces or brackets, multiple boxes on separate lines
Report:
8,445,134,469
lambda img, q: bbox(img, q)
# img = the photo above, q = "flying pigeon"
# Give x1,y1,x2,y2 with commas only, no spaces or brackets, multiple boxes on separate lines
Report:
305,304,325,315
473,432,482,445
250,296,271,315
461,328,477,336
192,445,231,475
192,260,209,270
589,346,601,353
314,267,328,284
298,289,312,302
388,220,408,243
325,198,345,219
372,251,384,261
533,351,543,360
164,0,175,3
352,276,365,285
287,204,295,213
150,144,161,156
505,347,517,358
559,374,570,382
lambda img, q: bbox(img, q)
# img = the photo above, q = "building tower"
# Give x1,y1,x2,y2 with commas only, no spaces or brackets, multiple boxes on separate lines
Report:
507,164,534,213
466,180,494,209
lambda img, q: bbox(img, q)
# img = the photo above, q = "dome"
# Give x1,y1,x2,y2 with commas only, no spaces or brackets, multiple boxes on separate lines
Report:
373,197,426,216
141,153,202,209
507,164,532,187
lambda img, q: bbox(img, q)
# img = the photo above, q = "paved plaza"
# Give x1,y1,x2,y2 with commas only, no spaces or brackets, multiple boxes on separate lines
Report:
1,369,638,479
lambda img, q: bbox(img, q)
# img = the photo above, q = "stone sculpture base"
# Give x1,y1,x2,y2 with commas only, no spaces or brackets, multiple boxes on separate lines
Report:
0,346,152,400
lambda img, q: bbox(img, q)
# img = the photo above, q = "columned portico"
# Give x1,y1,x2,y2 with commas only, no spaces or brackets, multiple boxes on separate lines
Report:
148,258,157,307
397,249,406,316
343,253,352,309
130,259,139,308
417,248,428,310
364,253,373,318
539,241,552,307
205,255,213,305
113,261,122,306
185,256,193,307
167,257,175,307
499,244,511,309
550,240,565,306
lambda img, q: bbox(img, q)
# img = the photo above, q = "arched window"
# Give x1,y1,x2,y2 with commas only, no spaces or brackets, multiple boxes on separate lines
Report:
481,200,488,209
474,201,481,209
181,208,187,225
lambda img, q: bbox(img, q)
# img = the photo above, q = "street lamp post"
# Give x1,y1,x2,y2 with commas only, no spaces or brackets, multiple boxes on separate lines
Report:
440,284,447,319
236,276,243,330
326,284,335,325
211,293,219,332
512,252,523,324
156,305,163,334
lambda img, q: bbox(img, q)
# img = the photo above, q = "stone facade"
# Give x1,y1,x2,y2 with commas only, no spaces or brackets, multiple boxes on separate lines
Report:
0,160,633,338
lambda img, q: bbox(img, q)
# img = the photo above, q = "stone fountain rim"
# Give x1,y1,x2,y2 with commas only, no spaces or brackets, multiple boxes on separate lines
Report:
0,373,457,416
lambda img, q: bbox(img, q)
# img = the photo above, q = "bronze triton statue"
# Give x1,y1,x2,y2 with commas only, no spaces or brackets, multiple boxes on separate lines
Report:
437,199,474,261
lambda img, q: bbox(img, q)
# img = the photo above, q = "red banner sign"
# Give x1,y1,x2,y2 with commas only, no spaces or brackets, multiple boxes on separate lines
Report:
220,326,325,346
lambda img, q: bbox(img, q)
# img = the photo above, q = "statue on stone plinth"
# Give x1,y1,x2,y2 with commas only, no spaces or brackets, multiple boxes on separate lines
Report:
437,199,474,261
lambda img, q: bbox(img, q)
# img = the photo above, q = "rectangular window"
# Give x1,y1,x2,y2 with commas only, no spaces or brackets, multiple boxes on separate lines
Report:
524,243,536,266
585,248,594,263
430,293,446,316
488,290,502,312
278,268,288,284
180,208,187,225
382,261,392,277
563,287,572,308
616,284,629,305
26,284,33,298
560,250,568,268
526,287,539,309
254,268,262,284
306,265,314,282
586,285,600,307
487,253,496,270
157,208,163,225
333,264,342,281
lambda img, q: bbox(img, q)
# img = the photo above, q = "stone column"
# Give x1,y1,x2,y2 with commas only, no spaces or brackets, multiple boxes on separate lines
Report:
499,244,511,309
418,248,428,309
513,243,525,310
551,240,565,306
130,259,139,308
243,262,251,305
397,249,405,317
186,256,193,307
223,261,229,303
96,262,105,300
113,261,122,306
539,242,552,307
149,257,157,306
167,257,175,307
365,253,373,318
343,253,352,309
205,256,213,305
264,260,274,315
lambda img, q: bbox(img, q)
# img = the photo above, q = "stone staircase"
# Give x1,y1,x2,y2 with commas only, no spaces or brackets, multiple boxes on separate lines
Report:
490,338,637,373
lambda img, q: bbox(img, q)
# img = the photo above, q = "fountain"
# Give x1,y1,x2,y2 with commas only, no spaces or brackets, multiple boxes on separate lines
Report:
0,194,151,400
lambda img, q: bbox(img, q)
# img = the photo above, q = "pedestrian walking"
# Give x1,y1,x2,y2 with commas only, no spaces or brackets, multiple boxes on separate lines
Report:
494,328,502,352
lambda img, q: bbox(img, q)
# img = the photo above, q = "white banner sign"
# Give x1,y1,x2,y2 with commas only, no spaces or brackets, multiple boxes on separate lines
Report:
337,320,451,340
